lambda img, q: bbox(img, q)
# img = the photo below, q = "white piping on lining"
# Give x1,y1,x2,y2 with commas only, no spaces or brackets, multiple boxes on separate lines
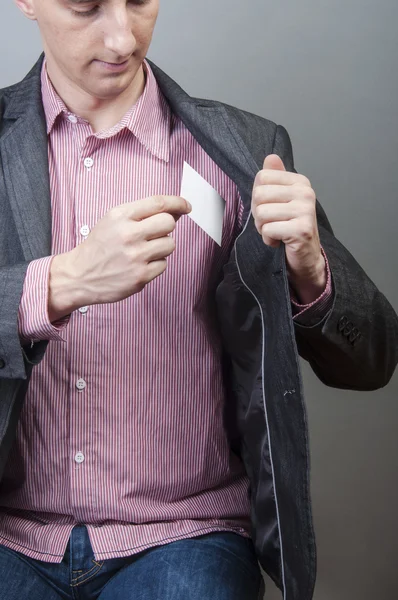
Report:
233,212,287,600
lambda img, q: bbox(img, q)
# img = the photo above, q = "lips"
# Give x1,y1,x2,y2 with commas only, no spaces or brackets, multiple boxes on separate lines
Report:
96,58,130,72
104,60,128,66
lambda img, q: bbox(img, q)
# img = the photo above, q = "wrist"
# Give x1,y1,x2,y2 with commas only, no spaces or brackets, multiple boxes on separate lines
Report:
288,253,327,305
48,251,87,321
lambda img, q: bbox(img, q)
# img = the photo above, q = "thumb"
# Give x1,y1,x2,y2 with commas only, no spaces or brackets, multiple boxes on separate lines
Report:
263,154,286,172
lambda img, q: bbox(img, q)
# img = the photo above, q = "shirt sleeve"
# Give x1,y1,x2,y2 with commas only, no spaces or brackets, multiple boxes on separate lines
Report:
291,248,334,324
18,257,70,344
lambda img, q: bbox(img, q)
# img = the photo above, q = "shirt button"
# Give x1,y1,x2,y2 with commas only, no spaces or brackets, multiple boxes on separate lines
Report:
76,378,87,391
68,115,78,124
84,157,94,169
80,225,90,237
74,452,85,464
78,306,89,314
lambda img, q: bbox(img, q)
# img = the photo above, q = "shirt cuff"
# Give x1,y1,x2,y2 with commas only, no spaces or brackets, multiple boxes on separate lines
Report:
291,249,333,323
18,257,70,344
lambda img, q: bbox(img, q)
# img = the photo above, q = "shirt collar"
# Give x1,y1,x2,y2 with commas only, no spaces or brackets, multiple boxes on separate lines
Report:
41,61,66,135
41,59,170,163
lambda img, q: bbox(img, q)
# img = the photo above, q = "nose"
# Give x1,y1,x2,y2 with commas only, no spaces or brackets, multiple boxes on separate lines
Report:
103,6,136,60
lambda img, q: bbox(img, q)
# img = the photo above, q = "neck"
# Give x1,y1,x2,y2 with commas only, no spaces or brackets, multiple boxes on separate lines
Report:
44,60,146,133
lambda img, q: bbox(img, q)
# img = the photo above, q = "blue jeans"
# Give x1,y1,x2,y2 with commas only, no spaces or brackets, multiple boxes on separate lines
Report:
0,526,265,599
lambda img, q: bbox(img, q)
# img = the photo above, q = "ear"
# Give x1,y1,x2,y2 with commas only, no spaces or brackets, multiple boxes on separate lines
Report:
14,0,37,21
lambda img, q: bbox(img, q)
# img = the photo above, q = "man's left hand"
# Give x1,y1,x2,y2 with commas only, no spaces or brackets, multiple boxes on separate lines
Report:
251,154,327,303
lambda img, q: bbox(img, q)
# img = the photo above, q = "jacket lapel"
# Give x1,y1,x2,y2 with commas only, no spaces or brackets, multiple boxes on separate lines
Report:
0,58,51,260
148,60,260,206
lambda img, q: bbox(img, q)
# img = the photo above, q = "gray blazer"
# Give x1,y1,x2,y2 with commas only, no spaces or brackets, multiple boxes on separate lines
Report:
1,56,397,600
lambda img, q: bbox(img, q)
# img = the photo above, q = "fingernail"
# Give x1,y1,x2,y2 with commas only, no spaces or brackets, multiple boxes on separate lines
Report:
187,201,192,211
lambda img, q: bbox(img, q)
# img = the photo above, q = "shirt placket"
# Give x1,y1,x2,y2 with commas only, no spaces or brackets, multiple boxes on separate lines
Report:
68,122,102,523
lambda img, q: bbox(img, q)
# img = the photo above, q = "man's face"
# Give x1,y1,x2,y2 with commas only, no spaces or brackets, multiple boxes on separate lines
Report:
16,0,159,100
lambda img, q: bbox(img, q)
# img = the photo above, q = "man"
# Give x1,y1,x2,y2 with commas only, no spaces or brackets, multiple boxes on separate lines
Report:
0,0,397,599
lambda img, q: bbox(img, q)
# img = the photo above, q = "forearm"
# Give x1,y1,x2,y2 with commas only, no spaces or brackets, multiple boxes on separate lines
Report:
288,252,327,305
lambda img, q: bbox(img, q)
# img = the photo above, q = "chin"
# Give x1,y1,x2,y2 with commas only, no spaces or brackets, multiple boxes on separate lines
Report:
89,78,134,99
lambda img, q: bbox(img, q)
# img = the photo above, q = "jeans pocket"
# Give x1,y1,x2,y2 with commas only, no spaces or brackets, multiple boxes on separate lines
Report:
71,560,104,587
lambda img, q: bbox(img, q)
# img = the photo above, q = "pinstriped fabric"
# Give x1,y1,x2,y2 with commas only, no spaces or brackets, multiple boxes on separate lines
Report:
0,60,250,562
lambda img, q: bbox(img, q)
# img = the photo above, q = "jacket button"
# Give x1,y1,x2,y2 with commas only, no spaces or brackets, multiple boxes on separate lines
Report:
0,358,5,369
343,322,354,336
338,316,349,332
349,329,361,344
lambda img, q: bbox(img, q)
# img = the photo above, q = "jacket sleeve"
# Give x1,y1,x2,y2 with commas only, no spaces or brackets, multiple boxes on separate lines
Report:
0,263,48,381
273,124,398,390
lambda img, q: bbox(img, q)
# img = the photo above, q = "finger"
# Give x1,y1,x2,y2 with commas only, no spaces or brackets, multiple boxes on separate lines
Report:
144,236,176,261
169,213,185,223
144,259,168,283
252,185,295,207
261,235,281,249
254,169,311,188
140,213,177,241
254,203,300,229
260,220,299,246
128,196,192,221
263,154,286,172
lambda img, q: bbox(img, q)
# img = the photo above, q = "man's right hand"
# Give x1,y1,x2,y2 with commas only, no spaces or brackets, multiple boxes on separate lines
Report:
48,195,191,321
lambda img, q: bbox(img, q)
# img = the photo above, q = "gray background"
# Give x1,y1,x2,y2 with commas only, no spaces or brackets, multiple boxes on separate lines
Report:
1,1,397,599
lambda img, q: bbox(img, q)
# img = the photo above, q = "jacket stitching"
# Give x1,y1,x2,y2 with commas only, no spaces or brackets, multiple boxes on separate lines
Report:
0,267,13,378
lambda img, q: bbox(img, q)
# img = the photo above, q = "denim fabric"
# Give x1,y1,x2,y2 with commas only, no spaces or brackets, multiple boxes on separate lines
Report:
0,527,264,600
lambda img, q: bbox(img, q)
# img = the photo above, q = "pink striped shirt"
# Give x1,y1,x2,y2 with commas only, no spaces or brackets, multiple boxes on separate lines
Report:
0,60,331,562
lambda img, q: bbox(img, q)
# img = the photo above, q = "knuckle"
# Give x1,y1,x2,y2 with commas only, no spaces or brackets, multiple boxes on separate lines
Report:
306,188,316,202
119,227,131,245
252,186,263,205
134,264,147,284
257,170,267,185
301,219,314,241
298,186,316,203
169,237,176,252
298,174,312,187
108,206,122,221
253,205,269,229
257,204,269,222
122,224,140,245
131,245,145,263
164,214,177,232
153,195,166,213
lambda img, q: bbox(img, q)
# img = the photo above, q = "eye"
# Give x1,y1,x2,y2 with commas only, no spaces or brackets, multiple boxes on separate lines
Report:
71,5,99,17
71,0,149,17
